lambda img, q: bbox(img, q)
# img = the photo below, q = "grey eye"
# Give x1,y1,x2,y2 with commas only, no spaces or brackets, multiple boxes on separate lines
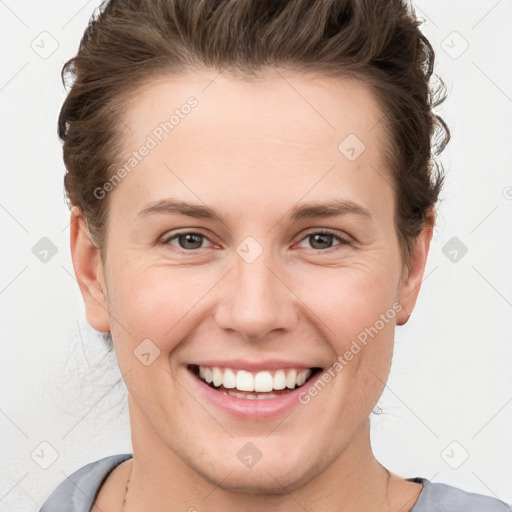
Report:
308,233,335,250
163,232,208,250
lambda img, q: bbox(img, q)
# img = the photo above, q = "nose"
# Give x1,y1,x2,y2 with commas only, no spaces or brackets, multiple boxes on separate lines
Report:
214,244,299,341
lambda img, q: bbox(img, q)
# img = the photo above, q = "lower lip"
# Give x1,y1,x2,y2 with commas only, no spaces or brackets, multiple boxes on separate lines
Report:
184,367,323,420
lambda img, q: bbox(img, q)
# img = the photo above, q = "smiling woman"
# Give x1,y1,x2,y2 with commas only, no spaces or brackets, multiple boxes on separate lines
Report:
38,1,510,512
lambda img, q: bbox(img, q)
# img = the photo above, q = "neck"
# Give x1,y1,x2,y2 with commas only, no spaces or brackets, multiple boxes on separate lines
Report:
124,396,393,512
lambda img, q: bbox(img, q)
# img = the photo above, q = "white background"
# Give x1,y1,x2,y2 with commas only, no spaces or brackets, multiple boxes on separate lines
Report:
1,1,511,510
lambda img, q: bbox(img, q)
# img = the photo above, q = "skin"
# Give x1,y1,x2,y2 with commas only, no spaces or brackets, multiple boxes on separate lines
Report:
71,68,432,511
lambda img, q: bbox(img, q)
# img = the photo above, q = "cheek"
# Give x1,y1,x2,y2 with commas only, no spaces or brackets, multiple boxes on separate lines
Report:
106,262,214,352
299,264,398,398
302,265,400,342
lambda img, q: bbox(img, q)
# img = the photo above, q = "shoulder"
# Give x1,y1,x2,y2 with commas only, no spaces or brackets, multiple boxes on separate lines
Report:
39,453,133,512
411,477,511,512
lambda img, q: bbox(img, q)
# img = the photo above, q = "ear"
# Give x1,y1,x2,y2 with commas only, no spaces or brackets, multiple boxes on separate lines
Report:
396,213,434,326
69,206,111,333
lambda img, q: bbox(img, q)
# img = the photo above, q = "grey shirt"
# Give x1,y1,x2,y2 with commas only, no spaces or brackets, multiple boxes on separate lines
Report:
39,453,511,511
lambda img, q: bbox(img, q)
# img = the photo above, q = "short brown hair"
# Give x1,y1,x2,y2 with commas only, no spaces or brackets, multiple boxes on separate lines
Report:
59,0,449,274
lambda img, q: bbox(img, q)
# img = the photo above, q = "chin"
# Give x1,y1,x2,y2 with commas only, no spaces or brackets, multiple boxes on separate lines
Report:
184,443,331,496
200,462,317,495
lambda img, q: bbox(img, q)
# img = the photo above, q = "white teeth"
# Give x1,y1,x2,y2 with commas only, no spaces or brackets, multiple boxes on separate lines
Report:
223,368,236,389
254,371,273,392
226,390,280,399
196,365,315,393
296,369,310,387
273,370,286,390
286,369,297,389
226,391,245,399
236,370,254,392
212,367,223,387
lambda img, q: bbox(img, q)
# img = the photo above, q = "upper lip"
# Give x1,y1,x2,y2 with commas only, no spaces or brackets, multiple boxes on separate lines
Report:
186,359,323,371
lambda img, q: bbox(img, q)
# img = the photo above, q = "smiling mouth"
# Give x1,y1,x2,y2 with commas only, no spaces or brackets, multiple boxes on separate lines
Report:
188,364,323,400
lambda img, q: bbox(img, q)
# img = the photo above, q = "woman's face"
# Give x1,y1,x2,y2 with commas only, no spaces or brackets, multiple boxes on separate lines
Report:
72,69,431,493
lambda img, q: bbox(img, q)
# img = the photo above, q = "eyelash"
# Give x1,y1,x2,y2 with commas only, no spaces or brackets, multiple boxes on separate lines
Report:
159,228,352,254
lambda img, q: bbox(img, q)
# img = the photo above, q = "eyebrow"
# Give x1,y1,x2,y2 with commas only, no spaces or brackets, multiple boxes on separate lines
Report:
137,198,372,222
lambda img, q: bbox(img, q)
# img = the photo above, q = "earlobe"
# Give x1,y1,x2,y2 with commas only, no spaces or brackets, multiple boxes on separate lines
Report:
69,206,111,333
396,303,411,326
396,218,434,326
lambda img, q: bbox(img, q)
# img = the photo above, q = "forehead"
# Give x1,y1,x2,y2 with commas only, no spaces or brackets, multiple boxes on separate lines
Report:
112,69,393,222
121,68,387,153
